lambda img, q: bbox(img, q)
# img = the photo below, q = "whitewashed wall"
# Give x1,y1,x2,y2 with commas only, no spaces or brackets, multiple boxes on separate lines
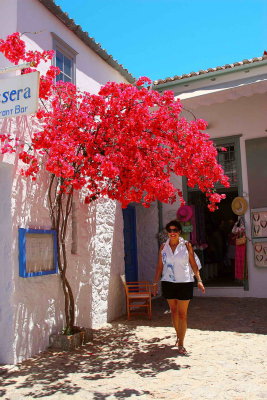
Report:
161,175,183,228
0,0,128,363
186,92,267,298
17,0,129,92
134,181,182,286
135,202,159,283
0,0,17,44
91,198,125,328
0,163,14,364
154,90,267,298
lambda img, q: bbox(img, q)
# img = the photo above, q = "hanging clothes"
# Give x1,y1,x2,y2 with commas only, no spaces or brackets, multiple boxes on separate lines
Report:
235,244,246,279
232,216,246,280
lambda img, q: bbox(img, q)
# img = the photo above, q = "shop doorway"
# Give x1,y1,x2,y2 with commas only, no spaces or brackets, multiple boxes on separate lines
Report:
185,136,244,286
188,189,243,286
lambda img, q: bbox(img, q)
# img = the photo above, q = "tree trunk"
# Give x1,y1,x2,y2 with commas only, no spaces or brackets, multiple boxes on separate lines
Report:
48,175,75,333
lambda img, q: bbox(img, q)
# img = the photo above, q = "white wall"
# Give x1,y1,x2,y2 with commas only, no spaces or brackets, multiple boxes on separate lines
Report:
17,0,129,92
0,0,18,73
188,92,267,298
161,175,183,228
191,93,267,140
0,0,17,44
0,0,128,363
91,198,125,328
135,202,159,283
0,163,15,364
157,91,267,298
7,168,125,363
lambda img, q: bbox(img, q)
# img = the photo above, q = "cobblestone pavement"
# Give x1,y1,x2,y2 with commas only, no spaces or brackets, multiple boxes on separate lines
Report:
1,297,267,400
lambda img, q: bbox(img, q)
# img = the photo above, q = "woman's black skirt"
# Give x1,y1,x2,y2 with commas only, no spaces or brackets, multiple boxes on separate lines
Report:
161,281,194,300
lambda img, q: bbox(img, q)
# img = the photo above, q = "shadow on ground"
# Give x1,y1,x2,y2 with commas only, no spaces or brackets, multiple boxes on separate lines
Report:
189,296,267,334
119,296,267,335
0,297,266,399
0,320,188,399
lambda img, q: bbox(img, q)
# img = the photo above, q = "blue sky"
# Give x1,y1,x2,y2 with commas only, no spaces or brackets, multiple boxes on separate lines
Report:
55,0,267,81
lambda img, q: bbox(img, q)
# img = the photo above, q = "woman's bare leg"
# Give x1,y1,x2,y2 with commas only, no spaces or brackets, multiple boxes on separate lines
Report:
167,299,179,342
177,300,190,348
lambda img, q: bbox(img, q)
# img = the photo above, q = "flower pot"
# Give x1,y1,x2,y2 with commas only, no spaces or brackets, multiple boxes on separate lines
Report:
49,327,93,351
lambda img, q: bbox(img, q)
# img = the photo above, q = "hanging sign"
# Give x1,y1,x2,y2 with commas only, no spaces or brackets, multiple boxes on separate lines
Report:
253,239,267,268
0,71,40,119
251,208,267,238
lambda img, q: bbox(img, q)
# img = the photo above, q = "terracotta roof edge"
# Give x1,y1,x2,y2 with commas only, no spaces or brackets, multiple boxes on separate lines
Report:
154,56,267,86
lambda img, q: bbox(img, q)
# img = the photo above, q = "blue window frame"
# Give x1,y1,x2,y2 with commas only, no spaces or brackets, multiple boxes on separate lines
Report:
19,228,58,278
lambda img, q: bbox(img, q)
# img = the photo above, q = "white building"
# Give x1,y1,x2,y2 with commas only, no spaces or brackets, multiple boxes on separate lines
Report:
0,0,134,364
135,55,267,299
1,0,267,366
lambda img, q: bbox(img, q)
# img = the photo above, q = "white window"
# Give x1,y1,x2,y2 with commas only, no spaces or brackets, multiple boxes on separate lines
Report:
51,33,77,84
217,143,237,187
56,49,73,82
215,136,241,189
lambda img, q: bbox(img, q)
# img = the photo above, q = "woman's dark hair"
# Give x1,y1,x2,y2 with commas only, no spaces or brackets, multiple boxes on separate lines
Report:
165,220,182,232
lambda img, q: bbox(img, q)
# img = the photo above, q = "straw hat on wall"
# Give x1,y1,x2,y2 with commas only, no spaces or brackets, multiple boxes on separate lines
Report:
231,197,248,215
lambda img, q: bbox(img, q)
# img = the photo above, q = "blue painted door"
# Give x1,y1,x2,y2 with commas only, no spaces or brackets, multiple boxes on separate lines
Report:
123,205,138,282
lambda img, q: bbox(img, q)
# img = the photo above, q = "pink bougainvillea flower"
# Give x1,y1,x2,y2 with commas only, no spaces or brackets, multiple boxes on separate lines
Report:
0,32,229,211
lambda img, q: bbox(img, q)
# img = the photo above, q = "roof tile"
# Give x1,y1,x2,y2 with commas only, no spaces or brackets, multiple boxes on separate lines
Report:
154,55,267,86
38,0,135,83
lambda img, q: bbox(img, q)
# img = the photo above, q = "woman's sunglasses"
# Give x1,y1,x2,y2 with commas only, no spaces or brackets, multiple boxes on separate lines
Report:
166,228,179,233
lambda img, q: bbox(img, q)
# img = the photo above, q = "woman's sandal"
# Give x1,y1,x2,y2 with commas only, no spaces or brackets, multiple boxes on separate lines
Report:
178,346,188,355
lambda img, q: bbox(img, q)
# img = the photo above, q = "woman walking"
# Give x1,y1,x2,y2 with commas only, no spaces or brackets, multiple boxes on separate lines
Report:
153,220,205,355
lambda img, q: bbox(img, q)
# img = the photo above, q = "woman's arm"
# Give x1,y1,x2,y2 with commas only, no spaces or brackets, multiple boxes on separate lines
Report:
152,244,164,294
186,242,205,294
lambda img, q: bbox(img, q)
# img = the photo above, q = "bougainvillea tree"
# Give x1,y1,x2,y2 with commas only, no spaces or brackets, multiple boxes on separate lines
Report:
0,33,229,332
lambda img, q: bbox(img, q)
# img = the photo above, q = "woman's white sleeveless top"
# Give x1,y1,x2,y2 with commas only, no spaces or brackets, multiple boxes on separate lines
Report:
161,238,195,283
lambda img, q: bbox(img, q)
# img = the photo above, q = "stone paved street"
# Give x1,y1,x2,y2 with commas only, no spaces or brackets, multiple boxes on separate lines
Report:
1,297,267,400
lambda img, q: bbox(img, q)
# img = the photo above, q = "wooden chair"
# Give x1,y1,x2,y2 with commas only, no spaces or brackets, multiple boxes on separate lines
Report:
120,275,153,320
